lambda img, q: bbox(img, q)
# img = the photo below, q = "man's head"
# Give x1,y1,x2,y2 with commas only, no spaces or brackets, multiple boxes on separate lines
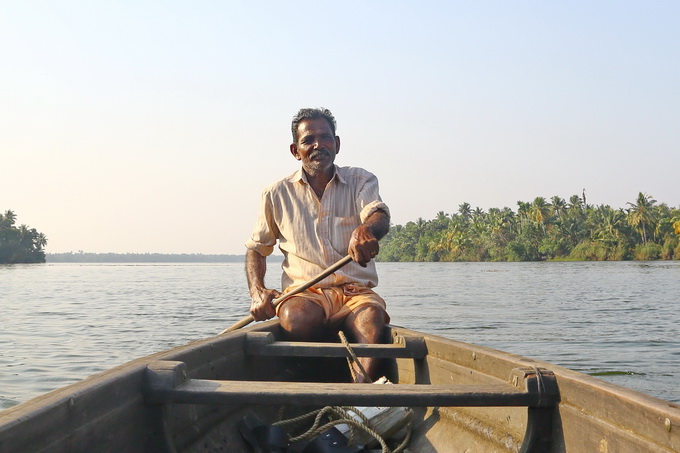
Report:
291,108,337,143
290,107,340,177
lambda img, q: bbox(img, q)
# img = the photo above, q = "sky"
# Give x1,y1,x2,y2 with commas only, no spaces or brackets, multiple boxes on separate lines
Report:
2,1,679,254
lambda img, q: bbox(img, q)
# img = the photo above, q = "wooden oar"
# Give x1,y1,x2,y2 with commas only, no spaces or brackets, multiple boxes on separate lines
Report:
220,255,353,334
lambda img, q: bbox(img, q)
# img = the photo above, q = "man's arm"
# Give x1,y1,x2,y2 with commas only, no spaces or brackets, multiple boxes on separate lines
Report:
348,208,390,267
245,249,281,320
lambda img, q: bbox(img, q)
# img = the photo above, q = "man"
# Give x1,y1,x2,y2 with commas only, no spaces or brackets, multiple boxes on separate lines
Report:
245,107,390,382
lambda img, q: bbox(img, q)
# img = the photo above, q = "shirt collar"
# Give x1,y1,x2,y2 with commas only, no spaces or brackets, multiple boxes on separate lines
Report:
293,165,346,185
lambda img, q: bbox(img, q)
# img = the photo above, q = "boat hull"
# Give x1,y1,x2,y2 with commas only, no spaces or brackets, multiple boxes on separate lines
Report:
1,322,678,452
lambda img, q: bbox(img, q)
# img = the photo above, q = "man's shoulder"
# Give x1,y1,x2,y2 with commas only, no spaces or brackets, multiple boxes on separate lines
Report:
262,169,302,193
336,166,377,181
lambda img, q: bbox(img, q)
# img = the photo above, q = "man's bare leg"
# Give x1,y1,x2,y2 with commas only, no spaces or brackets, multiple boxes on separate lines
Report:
278,297,325,341
343,306,386,382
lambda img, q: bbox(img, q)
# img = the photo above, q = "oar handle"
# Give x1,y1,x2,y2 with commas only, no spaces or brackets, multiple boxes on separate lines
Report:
220,255,353,334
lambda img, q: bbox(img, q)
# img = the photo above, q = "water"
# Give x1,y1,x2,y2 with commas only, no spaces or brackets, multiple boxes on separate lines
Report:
1,261,679,410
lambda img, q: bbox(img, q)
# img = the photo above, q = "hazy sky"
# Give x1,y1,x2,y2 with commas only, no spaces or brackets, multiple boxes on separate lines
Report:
2,1,678,254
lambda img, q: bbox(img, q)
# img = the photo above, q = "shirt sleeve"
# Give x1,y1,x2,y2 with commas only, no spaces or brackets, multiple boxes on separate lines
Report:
245,188,279,256
356,172,390,224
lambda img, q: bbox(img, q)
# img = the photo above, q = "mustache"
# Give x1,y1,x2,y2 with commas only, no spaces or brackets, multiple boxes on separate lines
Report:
309,149,331,159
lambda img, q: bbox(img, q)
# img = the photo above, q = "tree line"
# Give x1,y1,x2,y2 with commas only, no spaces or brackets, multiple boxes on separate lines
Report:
378,192,680,262
0,210,48,264
47,252,255,263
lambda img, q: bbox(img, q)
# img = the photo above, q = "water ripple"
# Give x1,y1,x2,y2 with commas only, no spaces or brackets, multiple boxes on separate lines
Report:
1,261,679,410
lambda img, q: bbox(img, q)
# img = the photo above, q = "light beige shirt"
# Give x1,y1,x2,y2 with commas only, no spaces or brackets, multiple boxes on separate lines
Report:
246,165,389,291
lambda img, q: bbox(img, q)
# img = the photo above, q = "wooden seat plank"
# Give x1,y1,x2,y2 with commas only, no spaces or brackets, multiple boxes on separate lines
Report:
244,332,428,359
148,379,537,408
246,341,426,359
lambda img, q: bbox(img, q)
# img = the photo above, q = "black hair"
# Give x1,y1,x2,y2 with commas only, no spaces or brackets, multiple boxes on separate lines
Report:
291,108,337,142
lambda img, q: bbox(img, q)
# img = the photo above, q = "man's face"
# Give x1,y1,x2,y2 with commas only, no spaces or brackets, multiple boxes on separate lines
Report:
290,118,340,176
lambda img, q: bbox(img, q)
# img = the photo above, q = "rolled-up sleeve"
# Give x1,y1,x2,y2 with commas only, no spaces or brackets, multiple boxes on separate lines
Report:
356,173,390,224
245,189,279,257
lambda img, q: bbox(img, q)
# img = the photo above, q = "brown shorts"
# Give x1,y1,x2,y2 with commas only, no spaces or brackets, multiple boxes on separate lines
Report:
276,283,390,326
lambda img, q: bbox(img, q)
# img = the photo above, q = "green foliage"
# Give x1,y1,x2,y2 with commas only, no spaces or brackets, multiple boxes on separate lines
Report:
661,236,678,260
0,210,48,264
506,239,539,261
377,193,679,262
568,241,630,261
634,243,663,260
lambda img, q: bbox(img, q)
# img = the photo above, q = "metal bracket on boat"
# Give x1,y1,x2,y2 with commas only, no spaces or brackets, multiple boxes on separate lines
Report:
509,367,560,408
509,367,560,453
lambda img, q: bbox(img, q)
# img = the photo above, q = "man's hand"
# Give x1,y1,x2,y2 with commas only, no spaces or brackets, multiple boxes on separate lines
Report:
349,224,380,267
246,249,281,321
249,286,282,321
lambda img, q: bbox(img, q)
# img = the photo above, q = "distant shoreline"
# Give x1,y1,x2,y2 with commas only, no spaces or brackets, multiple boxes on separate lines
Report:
46,252,283,263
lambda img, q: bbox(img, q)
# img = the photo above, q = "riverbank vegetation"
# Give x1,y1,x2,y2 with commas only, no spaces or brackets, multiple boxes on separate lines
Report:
0,210,48,264
379,192,680,262
47,252,250,263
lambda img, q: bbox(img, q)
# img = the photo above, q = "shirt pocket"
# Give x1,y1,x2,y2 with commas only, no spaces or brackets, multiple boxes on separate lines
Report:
330,215,360,254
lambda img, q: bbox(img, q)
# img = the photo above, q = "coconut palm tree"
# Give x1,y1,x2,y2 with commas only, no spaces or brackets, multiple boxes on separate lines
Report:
433,211,449,231
592,206,625,244
458,203,472,221
2,210,17,225
627,192,657,244
568,195,583,211
550,196,567,219
530,197,551,225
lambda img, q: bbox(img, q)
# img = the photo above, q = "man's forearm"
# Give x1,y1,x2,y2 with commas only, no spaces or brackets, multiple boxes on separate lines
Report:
364,208,390,240
245,249,267,294
245,248,279,320
348,208,390,266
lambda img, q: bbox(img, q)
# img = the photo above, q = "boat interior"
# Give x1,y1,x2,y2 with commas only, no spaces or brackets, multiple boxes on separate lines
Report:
2,321,678,452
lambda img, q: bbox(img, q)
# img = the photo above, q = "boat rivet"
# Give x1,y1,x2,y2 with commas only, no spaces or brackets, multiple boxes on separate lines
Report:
332,441,338,446
666,418,672,432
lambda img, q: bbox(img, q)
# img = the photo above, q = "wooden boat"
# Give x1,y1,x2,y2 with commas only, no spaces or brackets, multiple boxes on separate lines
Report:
1,320,679,452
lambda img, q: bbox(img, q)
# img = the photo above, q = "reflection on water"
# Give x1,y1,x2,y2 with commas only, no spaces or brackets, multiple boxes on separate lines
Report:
1,261,679,409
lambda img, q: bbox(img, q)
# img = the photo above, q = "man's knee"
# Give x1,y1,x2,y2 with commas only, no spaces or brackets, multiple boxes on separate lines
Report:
278,298,325,340
346,305,387,343
355,305,387,327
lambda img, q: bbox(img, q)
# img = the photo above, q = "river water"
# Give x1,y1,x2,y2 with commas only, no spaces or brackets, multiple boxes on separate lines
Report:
1,261,678,410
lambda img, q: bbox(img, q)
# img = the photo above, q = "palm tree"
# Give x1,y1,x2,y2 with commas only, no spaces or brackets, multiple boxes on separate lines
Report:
36,232,48,249
550,196,567,219
592,206,625,244
433,211,449,231
516,201,530,217
627,192,657,244
568,195,583,213
458,203,472,223
515,201,531,235
530,197,551,225
1,210,17,230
